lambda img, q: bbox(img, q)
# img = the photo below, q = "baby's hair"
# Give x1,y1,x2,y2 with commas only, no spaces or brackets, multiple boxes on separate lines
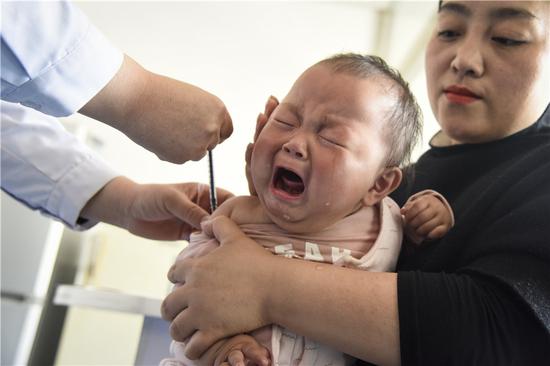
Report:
317,53,422,167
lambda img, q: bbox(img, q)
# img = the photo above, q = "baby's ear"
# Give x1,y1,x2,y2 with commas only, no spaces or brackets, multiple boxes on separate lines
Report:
362,167,402,206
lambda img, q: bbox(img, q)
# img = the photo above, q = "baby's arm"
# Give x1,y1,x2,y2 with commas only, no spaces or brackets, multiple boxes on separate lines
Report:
201,195,271,234
401,190,454,244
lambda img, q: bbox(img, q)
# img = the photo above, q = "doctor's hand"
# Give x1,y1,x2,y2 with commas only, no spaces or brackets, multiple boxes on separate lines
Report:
80,55,233,164
246,95,279,195
80,177,233,240
161,215,276,359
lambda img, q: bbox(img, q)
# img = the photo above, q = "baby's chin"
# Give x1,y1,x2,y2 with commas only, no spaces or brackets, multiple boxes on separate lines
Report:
263,208,310,233
259,187,334,233
264,208,329,235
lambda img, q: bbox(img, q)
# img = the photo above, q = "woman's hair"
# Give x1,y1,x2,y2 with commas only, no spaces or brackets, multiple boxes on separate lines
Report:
317,53,423,167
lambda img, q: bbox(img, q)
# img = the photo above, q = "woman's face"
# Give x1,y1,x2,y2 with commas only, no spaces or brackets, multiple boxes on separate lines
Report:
426,1,550,144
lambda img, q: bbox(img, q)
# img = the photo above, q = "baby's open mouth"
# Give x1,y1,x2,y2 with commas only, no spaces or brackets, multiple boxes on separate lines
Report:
273,167,305,196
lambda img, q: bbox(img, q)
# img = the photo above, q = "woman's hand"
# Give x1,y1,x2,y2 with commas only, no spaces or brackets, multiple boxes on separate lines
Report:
246,96,279,195
80,178,233,240
161,216,277,359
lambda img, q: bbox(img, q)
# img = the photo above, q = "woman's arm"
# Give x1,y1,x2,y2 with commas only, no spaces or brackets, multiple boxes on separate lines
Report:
266,255,400,366
162,215,550,366
162,216,401,366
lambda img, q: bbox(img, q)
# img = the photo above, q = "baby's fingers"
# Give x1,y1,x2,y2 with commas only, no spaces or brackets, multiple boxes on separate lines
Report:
427,224,449,239
227,349,245,366
415,217,442,237
407,208,437,230
242,343,271,366
402,201,429,223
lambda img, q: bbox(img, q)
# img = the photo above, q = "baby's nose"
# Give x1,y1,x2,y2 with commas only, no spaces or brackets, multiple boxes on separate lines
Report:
282,140,307,159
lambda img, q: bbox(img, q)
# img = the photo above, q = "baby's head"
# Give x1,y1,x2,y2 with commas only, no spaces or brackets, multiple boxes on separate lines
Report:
251,53,421,233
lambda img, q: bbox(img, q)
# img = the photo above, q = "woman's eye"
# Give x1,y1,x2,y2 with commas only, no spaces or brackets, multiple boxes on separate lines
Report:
492,37,526,46
437,30,460,40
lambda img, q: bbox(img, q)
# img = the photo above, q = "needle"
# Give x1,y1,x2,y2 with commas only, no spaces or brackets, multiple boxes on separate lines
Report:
208,150,217,211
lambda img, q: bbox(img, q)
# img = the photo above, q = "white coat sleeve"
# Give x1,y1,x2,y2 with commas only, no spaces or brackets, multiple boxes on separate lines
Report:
1,101,120,229
0,0,123,117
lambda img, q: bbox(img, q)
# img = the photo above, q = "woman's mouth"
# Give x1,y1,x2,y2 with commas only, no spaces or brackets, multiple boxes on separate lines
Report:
444,85,481,105
271,167,305,199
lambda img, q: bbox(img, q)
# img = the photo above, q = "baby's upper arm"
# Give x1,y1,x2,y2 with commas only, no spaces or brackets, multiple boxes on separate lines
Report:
212,195,271,226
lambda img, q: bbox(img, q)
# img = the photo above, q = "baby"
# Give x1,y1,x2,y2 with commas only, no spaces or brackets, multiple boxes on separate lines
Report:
162,53,453,366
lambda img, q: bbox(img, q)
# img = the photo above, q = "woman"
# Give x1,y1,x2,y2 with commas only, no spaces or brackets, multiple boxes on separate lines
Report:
162,1,550,365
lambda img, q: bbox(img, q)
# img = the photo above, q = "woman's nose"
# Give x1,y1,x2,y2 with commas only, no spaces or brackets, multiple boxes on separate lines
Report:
450,35,485,79
282,138,307,160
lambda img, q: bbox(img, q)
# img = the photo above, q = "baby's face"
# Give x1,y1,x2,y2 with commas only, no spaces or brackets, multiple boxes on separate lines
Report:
251,64,396,233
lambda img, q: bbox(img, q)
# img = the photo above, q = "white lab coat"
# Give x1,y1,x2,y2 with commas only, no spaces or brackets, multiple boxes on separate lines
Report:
1,0,122,116
1,1,122,228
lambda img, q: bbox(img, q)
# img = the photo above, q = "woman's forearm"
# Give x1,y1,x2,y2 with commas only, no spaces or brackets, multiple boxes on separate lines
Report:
163,216,401,364
265,257,401,366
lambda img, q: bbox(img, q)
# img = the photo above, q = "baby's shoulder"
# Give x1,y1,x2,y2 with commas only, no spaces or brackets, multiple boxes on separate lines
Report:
213,195,271,225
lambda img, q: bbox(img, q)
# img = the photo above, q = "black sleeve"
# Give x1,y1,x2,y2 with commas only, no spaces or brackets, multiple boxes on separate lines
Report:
397,270,550,366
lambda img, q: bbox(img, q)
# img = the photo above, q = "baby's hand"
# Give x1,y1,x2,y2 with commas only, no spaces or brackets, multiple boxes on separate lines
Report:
215,334,271,366
401,194,453,244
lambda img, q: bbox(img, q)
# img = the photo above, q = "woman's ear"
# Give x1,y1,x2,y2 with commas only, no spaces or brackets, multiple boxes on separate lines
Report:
362,167,402,206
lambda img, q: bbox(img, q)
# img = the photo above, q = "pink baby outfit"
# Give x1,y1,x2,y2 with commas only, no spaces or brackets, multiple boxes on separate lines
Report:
161,196,403,366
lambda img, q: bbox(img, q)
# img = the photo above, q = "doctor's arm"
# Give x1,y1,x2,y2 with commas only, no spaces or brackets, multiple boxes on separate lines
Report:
79,54,233,164
1,101,233,239
1,1,232,164
80,178,233,240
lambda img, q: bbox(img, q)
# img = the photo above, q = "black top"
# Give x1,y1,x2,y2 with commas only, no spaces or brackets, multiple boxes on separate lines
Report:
392,105,550,366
